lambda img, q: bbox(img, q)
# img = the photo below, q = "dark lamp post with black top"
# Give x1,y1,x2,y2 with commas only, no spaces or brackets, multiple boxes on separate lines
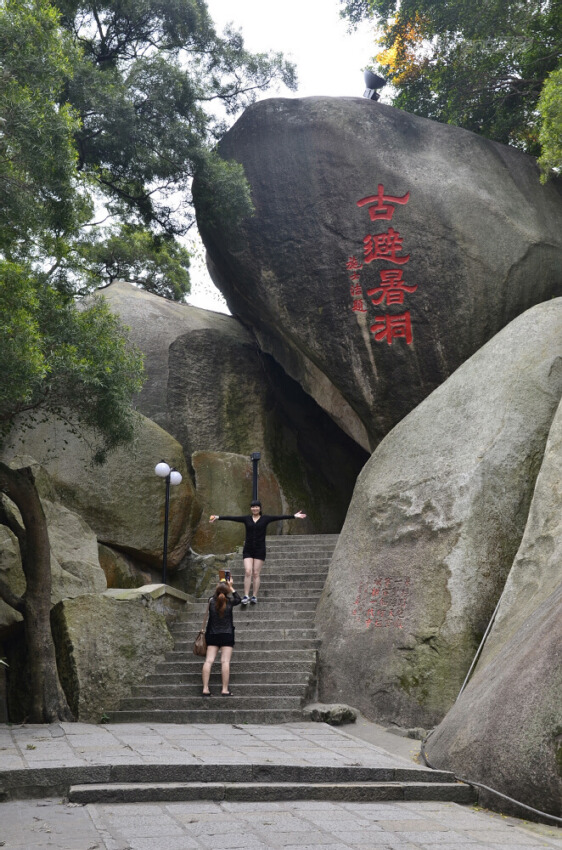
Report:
154,460,182,585
251,452,261,501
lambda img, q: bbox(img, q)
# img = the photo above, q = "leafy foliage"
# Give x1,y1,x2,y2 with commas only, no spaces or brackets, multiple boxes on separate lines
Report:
56,0,296,260
0,0,90,260
0,262,144,460
1,0,297,298
70,225,192,299
538,66,562,180
341,0,561,157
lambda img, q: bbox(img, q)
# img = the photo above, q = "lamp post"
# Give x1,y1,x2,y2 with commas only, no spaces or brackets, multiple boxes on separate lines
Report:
251,452,261,501
154,460,183,585
363,69,385,101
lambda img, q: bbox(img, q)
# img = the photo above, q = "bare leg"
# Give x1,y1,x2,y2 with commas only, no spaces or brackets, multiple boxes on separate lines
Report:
252,559,264,597
220,646,233,693
243,557,253,597
202,645,218,693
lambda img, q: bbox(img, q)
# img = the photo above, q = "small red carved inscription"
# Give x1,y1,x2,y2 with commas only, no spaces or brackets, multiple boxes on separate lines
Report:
352,576,411,628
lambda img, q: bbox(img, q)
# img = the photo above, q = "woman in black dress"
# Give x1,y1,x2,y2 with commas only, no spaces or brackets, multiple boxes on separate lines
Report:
202,579,241,696
209,500,306,604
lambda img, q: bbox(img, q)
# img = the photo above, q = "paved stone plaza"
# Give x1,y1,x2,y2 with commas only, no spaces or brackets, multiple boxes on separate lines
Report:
1,720,561,849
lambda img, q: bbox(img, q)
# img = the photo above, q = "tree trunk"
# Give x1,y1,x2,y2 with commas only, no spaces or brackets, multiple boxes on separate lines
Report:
0,462,73,722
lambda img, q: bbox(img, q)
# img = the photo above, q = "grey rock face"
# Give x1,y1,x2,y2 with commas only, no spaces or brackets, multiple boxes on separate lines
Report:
0,461,106,639
425,397,562,818
304,703,358,725
103,282,367,539
316,299,562,728
51,595,173,722
101,281,257,438
195,96,562,452
2,414,196,570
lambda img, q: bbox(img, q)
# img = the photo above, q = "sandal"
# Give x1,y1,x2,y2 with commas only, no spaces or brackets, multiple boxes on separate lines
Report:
202,692,211,697
221,691,233,696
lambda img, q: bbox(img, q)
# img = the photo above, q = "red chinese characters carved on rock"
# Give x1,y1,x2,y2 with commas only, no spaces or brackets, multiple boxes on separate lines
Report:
348,184,416,345
367,269,418,306
346,257,363,271
352,299,368,313
363,228,410,266
371,312,413,345
357,185,411,221
352,576,411,628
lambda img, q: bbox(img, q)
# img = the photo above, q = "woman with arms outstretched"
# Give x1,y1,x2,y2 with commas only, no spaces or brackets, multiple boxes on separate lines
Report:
209,500,306,604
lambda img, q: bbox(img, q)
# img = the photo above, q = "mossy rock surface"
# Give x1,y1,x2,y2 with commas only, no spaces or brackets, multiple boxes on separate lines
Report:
51,594,173,722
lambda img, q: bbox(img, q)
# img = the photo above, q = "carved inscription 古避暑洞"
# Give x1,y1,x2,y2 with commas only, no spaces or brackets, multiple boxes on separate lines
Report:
346,184,418,346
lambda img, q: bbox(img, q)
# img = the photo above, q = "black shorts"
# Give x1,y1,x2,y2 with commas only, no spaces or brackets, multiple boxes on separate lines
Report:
243,547,266,561
206,632,235,647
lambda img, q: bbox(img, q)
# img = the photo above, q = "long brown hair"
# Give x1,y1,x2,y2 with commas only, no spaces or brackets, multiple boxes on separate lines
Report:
213,583,229,618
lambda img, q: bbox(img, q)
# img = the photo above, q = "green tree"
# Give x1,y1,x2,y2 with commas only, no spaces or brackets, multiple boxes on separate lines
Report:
0,0,90,261
538,65,562,181
0,264,144,723
50,0,296,296
70,225,192,299
341,0,561,156
0,0,144,721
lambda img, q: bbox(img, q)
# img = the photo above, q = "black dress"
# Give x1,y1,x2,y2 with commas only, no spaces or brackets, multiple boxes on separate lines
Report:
205,591,241,647
216,514,295,561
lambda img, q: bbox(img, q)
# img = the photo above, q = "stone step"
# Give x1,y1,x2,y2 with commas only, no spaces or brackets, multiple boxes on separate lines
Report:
118,695,304,711
105,708,306,723
229,576,329,585
235,555,333,564
172,630,318,648
157,659,317,674
142,670,313,686
170,608,314,628
69,763,454,784
68,780,475,805
167,639,320,654
228,581,326,591
132,682,307,697
110,533,336,726
188,599,319,611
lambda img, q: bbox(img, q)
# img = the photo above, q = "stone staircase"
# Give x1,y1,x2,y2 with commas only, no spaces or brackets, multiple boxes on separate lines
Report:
107,534,338,724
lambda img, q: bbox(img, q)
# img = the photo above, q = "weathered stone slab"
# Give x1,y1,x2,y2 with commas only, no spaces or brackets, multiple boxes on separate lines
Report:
0,460,105,638
103,583,192,623
51,595,173,722
98,543,151,589
425,397,562,818
316,298,562,728
195,96,562,452
2,414,197,570
303,703,357,725
102,282,368,541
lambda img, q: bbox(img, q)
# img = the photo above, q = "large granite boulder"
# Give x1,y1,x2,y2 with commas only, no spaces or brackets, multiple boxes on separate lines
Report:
2,415,196,570
98,543,152,589
190,450,285,554
51,595,173,722
425,398,562,818
316,299,562,728
102,282,368,538
195,96,562,452
0,527,25,636
100,281,251,437
0,460,105,639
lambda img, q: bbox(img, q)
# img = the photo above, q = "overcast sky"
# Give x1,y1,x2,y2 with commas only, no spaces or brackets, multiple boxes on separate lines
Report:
186,0,380,312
